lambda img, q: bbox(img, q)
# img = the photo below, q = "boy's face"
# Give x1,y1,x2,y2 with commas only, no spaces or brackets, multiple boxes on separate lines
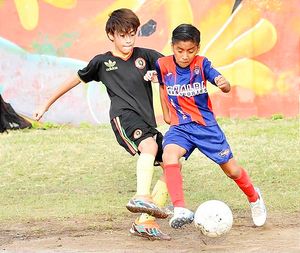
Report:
108,30,136,58
172,41,199,68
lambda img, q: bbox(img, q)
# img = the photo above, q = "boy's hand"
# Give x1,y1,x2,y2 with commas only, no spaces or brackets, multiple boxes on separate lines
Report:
214,75,231,93
144,70,158,83
33,106,47,121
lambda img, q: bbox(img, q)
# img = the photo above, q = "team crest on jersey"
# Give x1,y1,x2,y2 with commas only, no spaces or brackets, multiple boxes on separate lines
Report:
104,60,118,71
133,129,143,139
135,57,146,69
194,66,200,75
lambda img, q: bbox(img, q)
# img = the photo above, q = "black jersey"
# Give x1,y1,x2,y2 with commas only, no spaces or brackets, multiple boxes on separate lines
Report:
77,47,163,127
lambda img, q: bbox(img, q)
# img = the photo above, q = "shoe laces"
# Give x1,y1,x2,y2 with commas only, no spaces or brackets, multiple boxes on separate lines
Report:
174,207,193,218
250,199,265,216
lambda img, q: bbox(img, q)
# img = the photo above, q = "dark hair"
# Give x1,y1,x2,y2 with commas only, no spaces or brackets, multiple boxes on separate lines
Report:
172,24,201,45
105,8,140,35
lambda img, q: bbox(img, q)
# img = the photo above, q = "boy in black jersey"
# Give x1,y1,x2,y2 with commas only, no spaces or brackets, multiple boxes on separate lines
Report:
34,8,170,240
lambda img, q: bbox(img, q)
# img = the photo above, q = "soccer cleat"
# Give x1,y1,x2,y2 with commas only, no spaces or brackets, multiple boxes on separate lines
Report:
129,219,171,241
169,207,194,229
126,197,169,219
250,187,267,226
165,205,174,216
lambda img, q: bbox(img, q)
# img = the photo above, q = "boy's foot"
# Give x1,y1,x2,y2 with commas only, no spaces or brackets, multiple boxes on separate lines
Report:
129,219,171,241
126,197,169,219
169,207,194,229
250,187,267,226
165,205,174,215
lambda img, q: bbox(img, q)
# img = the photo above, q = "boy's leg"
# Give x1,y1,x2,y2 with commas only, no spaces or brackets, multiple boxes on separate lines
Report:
138,177,169,223
220,159,258,201
164,163,185,207
220,159,267,226
163,143,194,229
130,178,171,240
126,138,169,218
192,124,267,227
111,110,168,218
164,163,194,229
136,152,155,196
111,112,168,218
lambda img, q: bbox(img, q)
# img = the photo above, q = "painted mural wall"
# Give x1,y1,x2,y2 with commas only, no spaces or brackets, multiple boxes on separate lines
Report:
0,0,299,125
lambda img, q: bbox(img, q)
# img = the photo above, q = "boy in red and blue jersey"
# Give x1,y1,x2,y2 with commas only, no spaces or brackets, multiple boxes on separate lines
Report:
150,24,267,229
157,54,219,127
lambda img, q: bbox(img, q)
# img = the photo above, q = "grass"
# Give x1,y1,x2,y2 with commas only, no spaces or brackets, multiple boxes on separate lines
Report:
0,117,299,224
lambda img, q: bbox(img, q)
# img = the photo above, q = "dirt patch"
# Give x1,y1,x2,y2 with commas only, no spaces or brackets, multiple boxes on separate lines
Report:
1,212,299,253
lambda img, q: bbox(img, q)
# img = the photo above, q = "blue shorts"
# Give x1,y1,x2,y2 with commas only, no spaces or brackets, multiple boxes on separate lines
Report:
163,122,233,164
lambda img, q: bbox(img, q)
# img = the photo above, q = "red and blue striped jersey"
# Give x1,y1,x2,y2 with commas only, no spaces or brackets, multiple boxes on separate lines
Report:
156,55,220,126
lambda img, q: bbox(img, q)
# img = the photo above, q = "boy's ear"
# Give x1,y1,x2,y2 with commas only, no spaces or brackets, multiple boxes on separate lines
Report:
107,32,114,42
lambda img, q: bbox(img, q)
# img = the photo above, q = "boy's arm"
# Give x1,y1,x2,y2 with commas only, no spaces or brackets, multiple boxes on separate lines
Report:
143,71,170,124
34,75,81,121
203,58,231,93
214,75,231,93
154,60,170,124
159,85,170,124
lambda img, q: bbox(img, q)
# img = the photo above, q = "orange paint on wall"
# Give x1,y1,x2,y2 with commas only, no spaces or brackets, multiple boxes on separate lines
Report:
0,0,299,122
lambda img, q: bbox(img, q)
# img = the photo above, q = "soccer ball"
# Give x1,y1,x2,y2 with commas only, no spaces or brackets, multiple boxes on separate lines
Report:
194,200,233,237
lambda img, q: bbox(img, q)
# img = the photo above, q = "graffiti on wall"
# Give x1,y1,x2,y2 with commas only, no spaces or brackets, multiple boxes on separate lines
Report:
0,0,299,124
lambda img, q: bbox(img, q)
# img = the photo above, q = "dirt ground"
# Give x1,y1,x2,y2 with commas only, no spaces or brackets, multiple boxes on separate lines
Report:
0,212,299,253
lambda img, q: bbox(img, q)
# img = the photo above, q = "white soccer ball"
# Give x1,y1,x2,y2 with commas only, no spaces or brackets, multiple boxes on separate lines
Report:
194,200,233,237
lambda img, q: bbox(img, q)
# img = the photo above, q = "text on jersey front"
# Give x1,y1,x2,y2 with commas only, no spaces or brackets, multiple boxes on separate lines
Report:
166,81,207,97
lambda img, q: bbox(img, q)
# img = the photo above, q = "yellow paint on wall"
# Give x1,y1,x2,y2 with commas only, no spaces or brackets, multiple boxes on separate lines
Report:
162,0,193,55
225,19,277,59
92,0,145,25
43,0,77,9
202,1,262,65
14,0,39,30
218,58,275,96
198,0,235,49
205,18,277,67
88,0,146,42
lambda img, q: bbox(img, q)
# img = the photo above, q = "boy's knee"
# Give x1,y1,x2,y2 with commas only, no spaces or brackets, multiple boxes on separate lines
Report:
220,158,243,179
162,152,178,165
225,166,242,179
138,137,158,154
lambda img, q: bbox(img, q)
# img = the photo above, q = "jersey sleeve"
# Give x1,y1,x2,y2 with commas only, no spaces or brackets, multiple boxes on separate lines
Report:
146,49,164,70
155,60,164,86
203,57,221,86
77,56,101,83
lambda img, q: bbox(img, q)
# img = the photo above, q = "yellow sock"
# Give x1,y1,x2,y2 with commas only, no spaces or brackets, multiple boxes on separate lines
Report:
138,179,169,223
136,153,155,196
138,213,154,223
151,179,168,207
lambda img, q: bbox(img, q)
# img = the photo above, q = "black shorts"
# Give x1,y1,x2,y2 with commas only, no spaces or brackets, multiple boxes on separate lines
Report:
111,110,163,164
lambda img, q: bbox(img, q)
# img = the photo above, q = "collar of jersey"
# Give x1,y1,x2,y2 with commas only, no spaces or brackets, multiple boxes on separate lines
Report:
110,49,134,61
173,56,192,74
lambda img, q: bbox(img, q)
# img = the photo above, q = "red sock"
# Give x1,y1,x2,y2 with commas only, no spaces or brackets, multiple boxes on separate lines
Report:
164,163,185,207
234,168,258,202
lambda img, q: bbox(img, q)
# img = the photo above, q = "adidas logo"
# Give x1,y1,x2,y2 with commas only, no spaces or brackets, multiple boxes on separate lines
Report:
104,60,118,71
